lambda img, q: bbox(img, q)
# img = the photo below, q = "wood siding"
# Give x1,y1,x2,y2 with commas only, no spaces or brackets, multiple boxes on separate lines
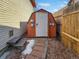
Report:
48,13,56,38
27,13,36,37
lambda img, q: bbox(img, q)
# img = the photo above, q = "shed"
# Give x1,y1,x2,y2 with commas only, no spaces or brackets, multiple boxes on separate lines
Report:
26,9,56,38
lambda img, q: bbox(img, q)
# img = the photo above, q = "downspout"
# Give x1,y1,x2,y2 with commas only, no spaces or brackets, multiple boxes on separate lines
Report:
30,0,37,11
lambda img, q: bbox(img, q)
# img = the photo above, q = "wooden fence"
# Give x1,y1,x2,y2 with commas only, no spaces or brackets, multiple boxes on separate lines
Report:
61,10,79,55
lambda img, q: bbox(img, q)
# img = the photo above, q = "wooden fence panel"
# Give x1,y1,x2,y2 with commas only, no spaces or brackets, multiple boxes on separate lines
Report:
61,10,79,55
78,13,79,38
54,9,79,55
62,11,79,39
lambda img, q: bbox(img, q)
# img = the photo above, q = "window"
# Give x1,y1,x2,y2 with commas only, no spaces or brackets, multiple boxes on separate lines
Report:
30,19,34,28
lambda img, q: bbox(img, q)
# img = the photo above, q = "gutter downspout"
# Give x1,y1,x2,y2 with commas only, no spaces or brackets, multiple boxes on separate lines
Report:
30,0,37,11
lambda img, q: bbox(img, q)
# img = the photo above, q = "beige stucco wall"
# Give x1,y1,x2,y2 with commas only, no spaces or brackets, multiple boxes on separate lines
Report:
0,0,34,50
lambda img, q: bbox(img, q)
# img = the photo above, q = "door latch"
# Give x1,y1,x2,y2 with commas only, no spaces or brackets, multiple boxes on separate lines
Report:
36,23,38,26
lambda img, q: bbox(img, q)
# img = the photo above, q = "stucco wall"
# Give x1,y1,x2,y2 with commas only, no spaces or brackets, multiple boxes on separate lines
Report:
0,0,34,50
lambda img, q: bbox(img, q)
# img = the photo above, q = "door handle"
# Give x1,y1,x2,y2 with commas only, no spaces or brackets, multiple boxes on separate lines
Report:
36,23,38,26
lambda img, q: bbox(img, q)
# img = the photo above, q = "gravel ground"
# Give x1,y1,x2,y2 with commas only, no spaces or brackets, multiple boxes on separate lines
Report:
47,39,79,59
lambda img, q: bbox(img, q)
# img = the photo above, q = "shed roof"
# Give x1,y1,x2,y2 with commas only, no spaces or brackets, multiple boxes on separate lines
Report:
34,9,52,14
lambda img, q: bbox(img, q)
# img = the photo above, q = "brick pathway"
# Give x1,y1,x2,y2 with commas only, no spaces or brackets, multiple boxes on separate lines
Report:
47,39,79,59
